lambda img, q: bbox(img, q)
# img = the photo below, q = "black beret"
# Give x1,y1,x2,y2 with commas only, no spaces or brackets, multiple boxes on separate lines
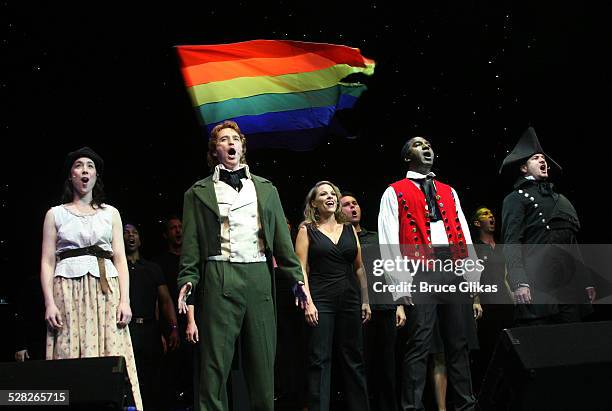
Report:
65,147,104,177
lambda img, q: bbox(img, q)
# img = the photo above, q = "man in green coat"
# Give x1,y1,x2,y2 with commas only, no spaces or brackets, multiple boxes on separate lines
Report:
176,120,310,411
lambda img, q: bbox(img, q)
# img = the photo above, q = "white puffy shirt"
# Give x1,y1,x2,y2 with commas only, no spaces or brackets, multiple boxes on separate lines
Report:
378,171,474,246
52,204,119,278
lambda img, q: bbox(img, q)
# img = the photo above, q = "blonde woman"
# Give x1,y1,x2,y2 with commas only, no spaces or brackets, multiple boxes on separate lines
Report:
295,180,371,411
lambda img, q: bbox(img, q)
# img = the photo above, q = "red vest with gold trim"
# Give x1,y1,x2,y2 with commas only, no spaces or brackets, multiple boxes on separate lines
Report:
390,178,468,260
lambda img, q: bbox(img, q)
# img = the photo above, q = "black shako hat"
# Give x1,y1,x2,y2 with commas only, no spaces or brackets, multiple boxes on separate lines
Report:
65,147,105,177
498,127,561,174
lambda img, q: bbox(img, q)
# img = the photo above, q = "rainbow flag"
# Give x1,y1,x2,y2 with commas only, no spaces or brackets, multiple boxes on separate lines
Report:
176,40,375,150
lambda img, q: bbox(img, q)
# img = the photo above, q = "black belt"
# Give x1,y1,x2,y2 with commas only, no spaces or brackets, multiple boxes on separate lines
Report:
58,245,113,294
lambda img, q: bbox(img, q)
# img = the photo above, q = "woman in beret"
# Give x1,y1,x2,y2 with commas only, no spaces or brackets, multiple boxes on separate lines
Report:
40,147,142,409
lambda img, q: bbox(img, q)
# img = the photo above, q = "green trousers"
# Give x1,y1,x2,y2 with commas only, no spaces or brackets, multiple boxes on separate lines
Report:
195,260,276,411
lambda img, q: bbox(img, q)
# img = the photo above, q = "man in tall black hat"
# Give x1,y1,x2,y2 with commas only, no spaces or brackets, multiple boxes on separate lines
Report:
500,127,596,325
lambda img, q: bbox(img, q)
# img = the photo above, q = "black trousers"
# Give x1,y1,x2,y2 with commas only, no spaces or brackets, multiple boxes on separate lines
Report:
160,316,194,409
307,289,369,411
130,321,163,411
364,309,398,411
401,304,476,411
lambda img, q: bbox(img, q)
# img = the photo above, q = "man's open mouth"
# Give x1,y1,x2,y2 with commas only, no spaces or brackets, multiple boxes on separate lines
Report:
228,148,237,156
352,210,358,216
540,164,547,172
423,151,432,159
81,177,89,183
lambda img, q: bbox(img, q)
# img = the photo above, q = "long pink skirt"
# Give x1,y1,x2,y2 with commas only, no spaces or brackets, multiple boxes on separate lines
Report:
46,274,143,410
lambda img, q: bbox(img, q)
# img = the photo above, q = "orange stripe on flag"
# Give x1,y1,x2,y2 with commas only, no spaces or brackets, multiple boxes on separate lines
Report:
181,53,343,87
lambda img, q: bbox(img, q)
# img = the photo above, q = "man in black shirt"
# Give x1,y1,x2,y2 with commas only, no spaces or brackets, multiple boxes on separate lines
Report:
341,192,406,411
472,207,512,306
470,207,513,393
153,215,195,409
153,216,183,304
124,223,178,411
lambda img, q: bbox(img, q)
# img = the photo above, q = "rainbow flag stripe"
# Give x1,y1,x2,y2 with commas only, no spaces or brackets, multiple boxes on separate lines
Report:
176,40,375,148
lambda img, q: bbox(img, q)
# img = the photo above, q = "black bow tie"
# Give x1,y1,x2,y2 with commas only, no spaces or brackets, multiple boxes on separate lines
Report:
219,168,247,192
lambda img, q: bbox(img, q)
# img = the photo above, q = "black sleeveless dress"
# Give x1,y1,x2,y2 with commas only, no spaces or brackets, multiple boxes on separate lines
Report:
305,223,370,411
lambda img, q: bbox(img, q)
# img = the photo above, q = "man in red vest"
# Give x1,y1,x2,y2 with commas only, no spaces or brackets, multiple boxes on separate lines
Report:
378,136,476,411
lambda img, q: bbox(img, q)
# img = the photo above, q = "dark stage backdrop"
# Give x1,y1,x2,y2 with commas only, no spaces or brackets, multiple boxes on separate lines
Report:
5,2,611,303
